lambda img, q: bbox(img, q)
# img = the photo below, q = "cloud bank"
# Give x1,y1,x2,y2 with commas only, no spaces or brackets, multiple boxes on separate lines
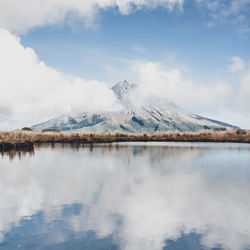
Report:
0,0,183,33
124,59,250,127
0,29,122,129
131,61,231,113
1,0,249,34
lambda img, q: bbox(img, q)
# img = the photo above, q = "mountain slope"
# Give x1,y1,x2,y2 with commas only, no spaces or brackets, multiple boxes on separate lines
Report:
32,80,238,133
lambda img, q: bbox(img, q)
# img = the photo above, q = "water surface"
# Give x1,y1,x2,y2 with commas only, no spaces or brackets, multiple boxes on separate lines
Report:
0,142,250,250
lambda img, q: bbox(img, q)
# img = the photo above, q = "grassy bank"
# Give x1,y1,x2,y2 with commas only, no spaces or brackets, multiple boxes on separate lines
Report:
0,129,250,151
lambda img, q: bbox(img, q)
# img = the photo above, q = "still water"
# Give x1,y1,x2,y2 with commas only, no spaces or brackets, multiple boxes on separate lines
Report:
0,142,250,250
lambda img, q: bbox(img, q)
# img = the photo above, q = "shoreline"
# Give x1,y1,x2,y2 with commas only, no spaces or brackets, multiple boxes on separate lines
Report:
0,129,250,151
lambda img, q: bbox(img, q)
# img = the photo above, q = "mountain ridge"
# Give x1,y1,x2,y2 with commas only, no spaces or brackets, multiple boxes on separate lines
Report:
32,80,238,132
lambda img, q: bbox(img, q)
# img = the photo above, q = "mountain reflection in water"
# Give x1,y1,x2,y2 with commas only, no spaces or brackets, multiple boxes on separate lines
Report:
0,142,250,250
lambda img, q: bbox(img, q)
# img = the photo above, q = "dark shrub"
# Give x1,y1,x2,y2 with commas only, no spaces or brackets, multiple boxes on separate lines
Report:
22,127,33,131
42,129,61,133
236,129,247,135
214,128,226,131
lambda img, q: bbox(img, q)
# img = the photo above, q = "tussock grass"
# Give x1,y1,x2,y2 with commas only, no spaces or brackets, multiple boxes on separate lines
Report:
0,129,250,146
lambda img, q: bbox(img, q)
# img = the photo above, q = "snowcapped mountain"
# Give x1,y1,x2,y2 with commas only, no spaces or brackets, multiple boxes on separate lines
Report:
32,80,238,133
111,80,137,101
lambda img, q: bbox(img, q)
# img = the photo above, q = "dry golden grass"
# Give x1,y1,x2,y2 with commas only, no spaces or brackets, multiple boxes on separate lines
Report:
0,129,250,146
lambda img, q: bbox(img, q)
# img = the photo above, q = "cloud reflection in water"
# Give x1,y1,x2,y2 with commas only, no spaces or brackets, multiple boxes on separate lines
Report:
0,143,250,250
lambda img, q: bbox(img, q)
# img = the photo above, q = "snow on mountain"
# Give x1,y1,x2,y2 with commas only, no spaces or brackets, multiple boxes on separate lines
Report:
111,80,136,101
32,80,238,133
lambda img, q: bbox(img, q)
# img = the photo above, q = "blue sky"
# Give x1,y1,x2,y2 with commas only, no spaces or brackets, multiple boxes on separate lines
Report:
0,0,250,129
20,2,250,85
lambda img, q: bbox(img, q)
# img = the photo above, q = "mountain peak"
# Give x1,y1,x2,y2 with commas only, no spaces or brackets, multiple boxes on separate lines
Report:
111,80,137,100
31,80,238,133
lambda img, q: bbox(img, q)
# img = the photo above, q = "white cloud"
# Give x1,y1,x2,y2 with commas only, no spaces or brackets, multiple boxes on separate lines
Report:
229,56,245,73
130,61,232,114
0,28,122,129
122,59,250,128
197,0,250,16
238,66,250,110
196,0,250,32
1,145,250,250
1,0,248,34
0,0,184,34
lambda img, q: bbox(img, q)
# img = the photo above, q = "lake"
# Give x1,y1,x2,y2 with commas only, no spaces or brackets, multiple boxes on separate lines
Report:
0,142,250,250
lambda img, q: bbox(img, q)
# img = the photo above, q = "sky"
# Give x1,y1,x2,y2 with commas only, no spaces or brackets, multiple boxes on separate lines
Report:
0,0,250,129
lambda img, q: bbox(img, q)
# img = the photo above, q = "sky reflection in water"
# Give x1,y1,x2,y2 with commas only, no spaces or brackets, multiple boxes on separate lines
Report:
0,142,250,250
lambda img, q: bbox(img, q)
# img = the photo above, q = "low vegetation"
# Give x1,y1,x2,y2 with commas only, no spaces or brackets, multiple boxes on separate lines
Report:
42,129,62,133
0,129,250,151
21,127,33,131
